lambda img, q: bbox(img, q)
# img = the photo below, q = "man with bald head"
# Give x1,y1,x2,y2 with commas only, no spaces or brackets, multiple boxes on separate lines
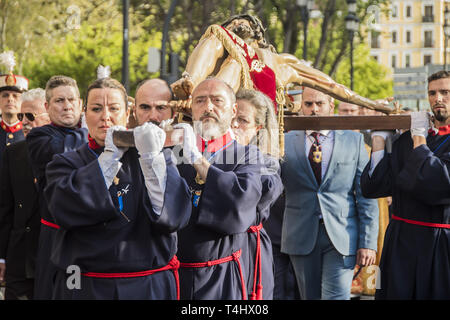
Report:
173,78,266,300
134,78,175,126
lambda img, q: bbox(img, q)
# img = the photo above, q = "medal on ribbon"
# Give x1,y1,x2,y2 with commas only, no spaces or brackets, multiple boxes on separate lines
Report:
312,145,322,163
193,190,202,207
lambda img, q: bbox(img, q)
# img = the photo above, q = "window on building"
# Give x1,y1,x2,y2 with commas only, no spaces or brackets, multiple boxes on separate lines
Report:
391,55,397,68
405,54,411,68
424,55,432,65
406,5,412,18
424,31,433,47
423,5,434,22
406,31,411,43
370,31,380,48
392,31,397,44
391,5,398,18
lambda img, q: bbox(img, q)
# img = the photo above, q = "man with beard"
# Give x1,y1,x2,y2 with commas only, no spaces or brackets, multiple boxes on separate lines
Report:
171,14,392,114
134,78,176,126
0,88,50,299
173,78,265,299
26,76,88,299
361,70,450,299
281,87,379,300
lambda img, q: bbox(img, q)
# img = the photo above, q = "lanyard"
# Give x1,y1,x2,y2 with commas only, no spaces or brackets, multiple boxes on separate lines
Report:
87,144,129,221
206,140,235,163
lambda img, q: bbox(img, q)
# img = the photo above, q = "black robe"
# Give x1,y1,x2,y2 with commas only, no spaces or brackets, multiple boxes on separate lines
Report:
244,155,282,300
26,124,88,299
361,131,450,300
44,145,191,299
176,141,264,300
0,140,39,299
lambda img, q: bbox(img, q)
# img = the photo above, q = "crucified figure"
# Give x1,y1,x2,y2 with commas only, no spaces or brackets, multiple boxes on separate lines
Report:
171,14,394,114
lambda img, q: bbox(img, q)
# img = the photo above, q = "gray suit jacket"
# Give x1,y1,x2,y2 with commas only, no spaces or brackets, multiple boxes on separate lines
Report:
280,130,378,256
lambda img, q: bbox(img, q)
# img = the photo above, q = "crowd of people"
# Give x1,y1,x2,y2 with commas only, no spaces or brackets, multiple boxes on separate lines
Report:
0,14,448,301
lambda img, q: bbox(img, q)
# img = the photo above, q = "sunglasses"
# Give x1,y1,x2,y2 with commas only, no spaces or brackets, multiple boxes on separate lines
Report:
17,112,48,122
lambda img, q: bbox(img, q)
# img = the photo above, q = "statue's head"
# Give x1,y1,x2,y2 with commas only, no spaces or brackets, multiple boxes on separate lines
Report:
221,14,268,47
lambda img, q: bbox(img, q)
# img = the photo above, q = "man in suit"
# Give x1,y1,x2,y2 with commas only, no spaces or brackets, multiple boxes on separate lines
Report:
0,88,50,299
281,87,379,300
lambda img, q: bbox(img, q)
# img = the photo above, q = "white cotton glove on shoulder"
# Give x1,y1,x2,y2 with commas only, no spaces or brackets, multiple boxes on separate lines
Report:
173,123,203,164
410,111,431,138
98,125,128,188
134,122,167,216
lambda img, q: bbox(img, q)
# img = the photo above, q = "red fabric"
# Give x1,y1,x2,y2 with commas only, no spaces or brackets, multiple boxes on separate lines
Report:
40,218,60,229
88,134,102,150
247,223,263,300
220,26,277,113
1,120,22,133
429,125,450,136
82,255,181,300
197,131,234,153
392,214,450,229
179,249,247,300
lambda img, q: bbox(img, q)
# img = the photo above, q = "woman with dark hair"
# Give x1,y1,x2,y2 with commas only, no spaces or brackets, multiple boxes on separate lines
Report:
44,77,191,299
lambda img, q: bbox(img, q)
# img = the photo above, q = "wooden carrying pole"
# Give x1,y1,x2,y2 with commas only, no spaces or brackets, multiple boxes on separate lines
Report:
282,115,411,131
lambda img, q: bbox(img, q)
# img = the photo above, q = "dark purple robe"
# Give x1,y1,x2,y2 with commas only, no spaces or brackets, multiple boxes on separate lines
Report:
361,131,450,300
176,141,264,300
26,124,88,299
44,145,191,299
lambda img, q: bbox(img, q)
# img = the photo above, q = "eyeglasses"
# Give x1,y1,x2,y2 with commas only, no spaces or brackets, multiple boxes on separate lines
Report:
17,112,48,122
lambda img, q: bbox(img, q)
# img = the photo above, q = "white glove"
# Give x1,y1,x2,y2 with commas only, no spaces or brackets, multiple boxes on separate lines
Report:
370,131,394,141
98,126,128,188
410,111,431,138
134,122,166,158
173,123,203,164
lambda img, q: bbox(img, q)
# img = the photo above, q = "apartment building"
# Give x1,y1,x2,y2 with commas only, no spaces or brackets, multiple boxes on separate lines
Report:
369,0,449,69
368,0,449,109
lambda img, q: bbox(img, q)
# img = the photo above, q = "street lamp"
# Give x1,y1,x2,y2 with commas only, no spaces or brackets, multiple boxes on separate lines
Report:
161,0,178,83
444,7,450,71
297,0,314,60
345,0,359,91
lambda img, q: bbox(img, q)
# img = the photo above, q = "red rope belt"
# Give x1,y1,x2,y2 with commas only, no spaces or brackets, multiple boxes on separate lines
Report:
82,255,181,300
179,249,247,300
392,214,450,229
247,223,263,300
40,218,60,229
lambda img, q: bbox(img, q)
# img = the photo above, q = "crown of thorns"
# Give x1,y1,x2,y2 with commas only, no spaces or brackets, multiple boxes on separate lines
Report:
221,14,266,42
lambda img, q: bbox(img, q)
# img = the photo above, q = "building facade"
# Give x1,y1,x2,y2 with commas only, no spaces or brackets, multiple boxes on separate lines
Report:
369,0,449,69
368,0,449,109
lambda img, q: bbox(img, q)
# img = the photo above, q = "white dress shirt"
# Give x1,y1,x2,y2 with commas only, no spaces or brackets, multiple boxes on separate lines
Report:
305,130,335,180
369,150,385,177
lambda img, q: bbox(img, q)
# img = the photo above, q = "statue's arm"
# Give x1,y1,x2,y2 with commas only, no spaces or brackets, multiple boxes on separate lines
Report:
259,51,393,113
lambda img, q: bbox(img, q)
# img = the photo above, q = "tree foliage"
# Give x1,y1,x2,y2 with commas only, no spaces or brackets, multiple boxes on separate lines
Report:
1,0,393,100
